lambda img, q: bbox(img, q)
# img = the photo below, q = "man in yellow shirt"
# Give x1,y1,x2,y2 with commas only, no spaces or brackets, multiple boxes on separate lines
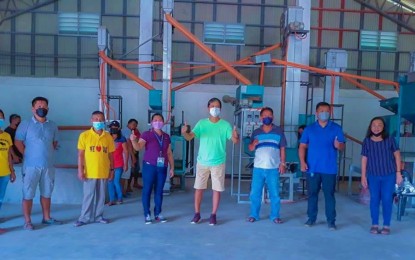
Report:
74,111,115,227
0,109,16,234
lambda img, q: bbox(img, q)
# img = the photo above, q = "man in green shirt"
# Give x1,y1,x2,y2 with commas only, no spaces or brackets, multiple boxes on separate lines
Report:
182,97,239,225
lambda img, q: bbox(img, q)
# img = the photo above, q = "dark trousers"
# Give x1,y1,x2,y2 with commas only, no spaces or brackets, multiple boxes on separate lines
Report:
307,172,337,224
141,162,167,217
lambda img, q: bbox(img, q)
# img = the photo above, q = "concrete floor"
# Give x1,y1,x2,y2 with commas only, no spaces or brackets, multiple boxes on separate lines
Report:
0,181,414,260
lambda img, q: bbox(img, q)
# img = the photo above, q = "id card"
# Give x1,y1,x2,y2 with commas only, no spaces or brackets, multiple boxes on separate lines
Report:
157,157,165,167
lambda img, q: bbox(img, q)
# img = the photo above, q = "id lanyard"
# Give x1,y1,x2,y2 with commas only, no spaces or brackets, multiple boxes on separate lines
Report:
153,131,164,157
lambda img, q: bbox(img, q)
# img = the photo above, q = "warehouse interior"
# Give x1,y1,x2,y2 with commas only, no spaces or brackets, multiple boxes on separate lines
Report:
1,0,415,259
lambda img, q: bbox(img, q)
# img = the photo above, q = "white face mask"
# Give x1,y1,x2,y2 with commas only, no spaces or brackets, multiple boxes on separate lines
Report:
209,107,221,117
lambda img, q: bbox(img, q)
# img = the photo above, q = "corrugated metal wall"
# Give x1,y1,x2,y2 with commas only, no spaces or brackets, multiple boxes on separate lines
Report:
0,0,414,90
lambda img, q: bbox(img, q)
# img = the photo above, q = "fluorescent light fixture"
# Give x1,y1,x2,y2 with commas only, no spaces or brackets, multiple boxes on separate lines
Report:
204,22,245,45
59,12,100,35
360,30,397,51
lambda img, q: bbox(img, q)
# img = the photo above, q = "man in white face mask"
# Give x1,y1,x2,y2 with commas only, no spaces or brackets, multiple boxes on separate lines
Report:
182,97,239,226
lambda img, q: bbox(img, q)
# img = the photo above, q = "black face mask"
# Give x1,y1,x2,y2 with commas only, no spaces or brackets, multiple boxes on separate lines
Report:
36,108,48,118
372,132,382,137
109,128,119,135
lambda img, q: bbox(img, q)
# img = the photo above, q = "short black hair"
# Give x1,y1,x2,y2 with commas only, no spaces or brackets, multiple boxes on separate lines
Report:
260,107,273,116
127,118,138,125
366,116,388,139
207,97,222,108
0,109,4,118
9,114,21,123
151,113,164,121
92,110,105,118
32,96,49,107
316,101,330,111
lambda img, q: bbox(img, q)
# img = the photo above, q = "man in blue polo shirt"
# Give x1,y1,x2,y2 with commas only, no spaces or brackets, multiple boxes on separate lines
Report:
15,96,60,231
299,101,345,230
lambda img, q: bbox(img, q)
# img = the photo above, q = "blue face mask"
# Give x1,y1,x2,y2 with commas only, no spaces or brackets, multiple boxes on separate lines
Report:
0,119,4,128
318,112,330,122
92,122,105,131
262,117,273,126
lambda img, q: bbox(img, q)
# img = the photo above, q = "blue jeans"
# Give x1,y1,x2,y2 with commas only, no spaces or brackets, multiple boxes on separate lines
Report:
367,174,395,226
307,172,337,224
107,167,123,202
249,168,280,220
142,162,167,217
0,176,10,210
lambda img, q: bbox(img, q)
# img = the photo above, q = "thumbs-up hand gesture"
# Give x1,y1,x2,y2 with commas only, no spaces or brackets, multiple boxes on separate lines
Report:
334,136,340,149
181,122,189,135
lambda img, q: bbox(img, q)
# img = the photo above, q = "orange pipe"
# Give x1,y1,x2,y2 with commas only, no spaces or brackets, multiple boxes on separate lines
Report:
99,51,154,90
259,62,265,85
343,77,387,100
173,68,228,91
345,133,363,145
165,13,252,85
173,43,281,91
272,59,399,91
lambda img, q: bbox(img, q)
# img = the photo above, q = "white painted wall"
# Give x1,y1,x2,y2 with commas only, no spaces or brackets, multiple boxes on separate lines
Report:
0,76,399,203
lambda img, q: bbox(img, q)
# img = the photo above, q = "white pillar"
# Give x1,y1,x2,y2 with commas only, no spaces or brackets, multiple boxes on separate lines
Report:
162,0,173,194
139,0,154,82
283,2,310,145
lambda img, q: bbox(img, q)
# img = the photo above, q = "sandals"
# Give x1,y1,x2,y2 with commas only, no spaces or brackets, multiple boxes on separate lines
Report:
273,218,284,224
370,226,379,234
23,222,34,231
380,227,391,235
370,226,390,235
247,217,256,223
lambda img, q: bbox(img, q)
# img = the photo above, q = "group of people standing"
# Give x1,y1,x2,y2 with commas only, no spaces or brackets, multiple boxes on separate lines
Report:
0,97,404,235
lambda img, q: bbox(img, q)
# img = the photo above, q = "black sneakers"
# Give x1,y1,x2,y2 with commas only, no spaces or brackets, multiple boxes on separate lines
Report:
304,219,316,227
190,213,201,224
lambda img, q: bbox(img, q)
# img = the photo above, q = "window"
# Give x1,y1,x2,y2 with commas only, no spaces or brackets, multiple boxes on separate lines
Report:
59,13,100,35
360,30,397,51
203,22,245,45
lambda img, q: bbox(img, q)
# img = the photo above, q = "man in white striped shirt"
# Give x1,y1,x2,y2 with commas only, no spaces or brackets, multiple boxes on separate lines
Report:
247,107,287,224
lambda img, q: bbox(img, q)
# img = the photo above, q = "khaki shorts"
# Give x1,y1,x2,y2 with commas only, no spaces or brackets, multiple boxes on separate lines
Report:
22,167,55,200
194,163,225,192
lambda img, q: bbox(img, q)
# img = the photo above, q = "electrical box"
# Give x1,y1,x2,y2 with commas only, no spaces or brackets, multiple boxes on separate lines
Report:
285,7,303,24
325,49,348,71
283,6,305,34
236,108,262,138
251,54,271,64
